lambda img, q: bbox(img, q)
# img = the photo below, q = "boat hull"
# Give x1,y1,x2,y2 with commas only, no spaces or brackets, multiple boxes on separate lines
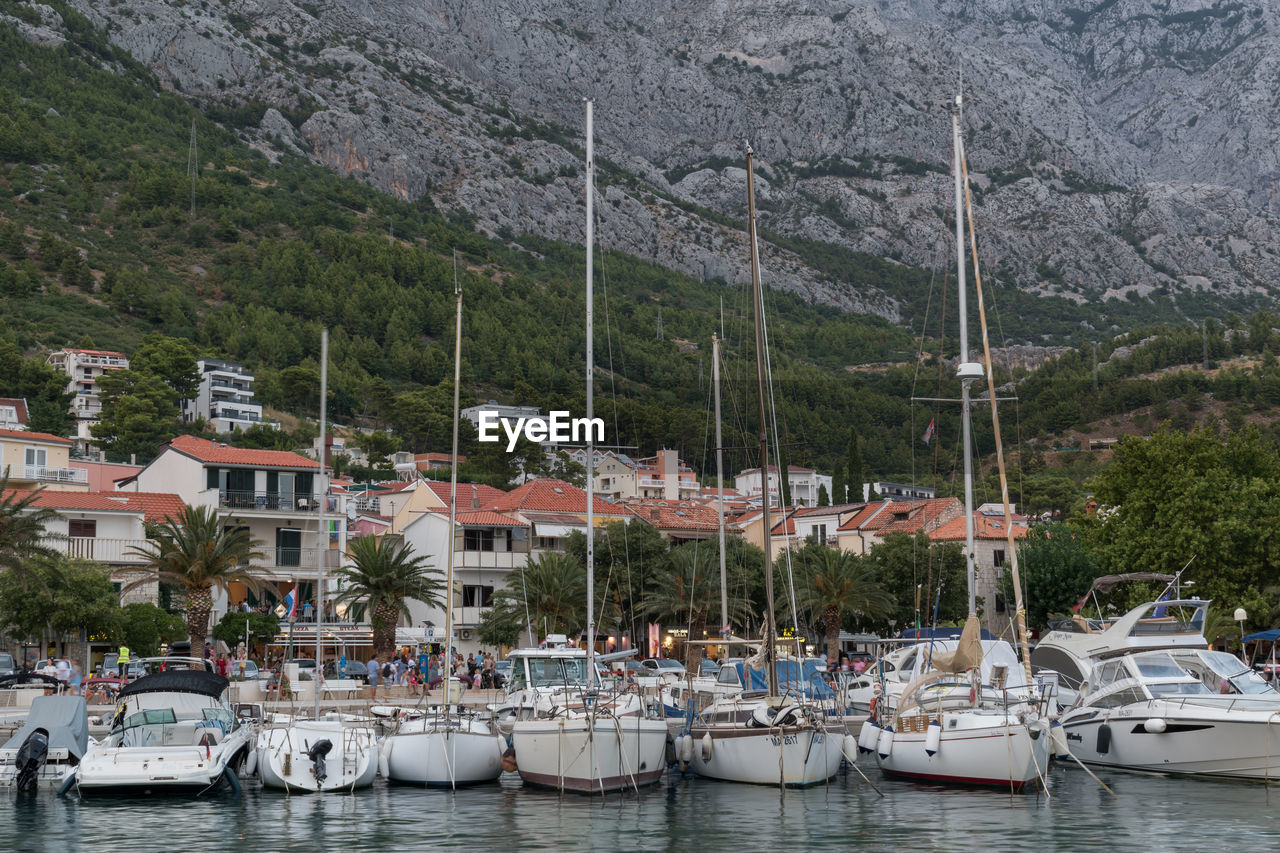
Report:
385,718,503,787
688,724,845,787
1062,703,1280,780
256,720,378,793
874,711,1049,790
75,734,252,797
512,715,668,793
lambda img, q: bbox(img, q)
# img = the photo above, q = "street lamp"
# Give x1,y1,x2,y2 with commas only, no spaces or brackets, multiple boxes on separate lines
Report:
1235,607,1247,651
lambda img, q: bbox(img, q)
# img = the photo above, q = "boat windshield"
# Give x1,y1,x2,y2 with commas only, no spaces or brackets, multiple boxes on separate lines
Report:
527,657,591,687
1147,682,1213,697
1196,650,1276,695
1133,654,1187,680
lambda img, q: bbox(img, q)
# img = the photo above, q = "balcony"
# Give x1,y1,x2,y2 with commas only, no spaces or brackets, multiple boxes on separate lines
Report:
22,466,88,484
217,490,323,512
451,606,490,627
266,547,342,571
453,550,528,570
43,537,150,564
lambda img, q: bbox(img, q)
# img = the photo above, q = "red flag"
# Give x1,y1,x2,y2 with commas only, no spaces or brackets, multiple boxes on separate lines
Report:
922,418,936,446
1070,592,1090,614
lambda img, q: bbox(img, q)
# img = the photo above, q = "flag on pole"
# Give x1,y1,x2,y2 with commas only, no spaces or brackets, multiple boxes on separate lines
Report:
283,586,298,620
922,418,936,446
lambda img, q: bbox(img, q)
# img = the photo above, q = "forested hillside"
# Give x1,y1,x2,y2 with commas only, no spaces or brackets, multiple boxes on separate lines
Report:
6,4,1280,516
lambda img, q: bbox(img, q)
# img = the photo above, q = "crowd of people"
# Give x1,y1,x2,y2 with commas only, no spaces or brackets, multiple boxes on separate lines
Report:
362,650,504,699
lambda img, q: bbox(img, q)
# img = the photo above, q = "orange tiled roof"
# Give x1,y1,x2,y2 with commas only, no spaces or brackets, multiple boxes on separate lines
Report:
454,510,529,528
423,480,508,507
491,478,624,515
5,489,185,522
168,435,319,469
862,498,960,537
0,427,71,444
931,511,1032,542
623,499,722,531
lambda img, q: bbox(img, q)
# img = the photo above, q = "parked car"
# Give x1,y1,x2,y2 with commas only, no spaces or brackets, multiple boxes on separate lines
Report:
641,658,687,677
322,659,369,683
697,659,721,678
286,658,318,679
0,652,15,678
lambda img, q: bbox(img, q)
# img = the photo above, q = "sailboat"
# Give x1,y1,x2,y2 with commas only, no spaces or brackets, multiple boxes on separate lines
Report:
685,141,845,787
382,262,505,787
870,94,1050,790
256,329,380,792
508,100,669,794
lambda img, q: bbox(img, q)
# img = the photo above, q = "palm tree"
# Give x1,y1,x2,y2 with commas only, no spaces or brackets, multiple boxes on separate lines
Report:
0,475,62,589
125,504,266,648
489,552,586,643
794,546,894,662
640,543,752,669
333,534,443,658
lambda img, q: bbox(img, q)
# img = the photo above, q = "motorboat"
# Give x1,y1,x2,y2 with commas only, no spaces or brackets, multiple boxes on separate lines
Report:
1060,645,1280,779
255,713,378,792
1030,588,1207,708
71,664,254,796
0,695,89,791
382,708,503,787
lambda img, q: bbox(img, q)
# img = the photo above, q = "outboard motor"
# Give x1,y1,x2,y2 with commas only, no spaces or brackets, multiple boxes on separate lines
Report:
15,728,50,793
307,739,334,784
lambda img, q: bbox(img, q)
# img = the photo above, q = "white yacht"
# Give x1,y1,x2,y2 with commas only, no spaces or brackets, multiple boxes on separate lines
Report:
382,709,503,787
1061,645,1280,779
256,714,378,792
71,663,254,796
505,642,669,793
0,695,89,791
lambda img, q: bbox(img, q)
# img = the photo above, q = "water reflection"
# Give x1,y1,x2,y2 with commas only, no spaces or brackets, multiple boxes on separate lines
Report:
5,763,1280,852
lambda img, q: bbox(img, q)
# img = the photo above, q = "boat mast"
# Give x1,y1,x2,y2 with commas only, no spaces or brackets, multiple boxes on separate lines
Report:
714,333,727,642
443,256,462,705
584,99,596,684
314,327,327,720
745,142,778,696
952,96,981,617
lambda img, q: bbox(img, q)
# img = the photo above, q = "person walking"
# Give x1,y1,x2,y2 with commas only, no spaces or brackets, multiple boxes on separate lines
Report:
366,653,380,700
69,659,83,696
116,645,131,680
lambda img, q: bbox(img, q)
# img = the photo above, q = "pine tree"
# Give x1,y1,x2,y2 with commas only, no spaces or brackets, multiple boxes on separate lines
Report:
847,428,863,503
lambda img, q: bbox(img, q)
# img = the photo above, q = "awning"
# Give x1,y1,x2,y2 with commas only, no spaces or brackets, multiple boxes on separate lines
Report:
1245,630,1280,643
535,523,579,538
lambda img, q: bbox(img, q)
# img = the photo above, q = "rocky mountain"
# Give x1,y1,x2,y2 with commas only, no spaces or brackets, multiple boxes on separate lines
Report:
43,0,1280,334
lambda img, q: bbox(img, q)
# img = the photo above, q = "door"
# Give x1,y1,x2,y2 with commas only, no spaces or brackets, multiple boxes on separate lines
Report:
276,528,302,567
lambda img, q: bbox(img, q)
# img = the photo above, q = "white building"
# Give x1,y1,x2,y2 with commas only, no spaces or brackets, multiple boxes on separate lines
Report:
182,358,274,434
45,348,129,443
461,401,544,436
734,465,832,507
595,450,699,502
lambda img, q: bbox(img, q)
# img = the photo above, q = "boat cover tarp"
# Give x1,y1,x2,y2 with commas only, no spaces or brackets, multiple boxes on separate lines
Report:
927,614,984,674
1,695,89,760
1245,630,1280,643
118,669,228,700
736,660,834,699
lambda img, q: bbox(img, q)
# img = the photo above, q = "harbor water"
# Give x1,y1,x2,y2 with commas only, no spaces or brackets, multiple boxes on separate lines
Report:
4,762,1280,852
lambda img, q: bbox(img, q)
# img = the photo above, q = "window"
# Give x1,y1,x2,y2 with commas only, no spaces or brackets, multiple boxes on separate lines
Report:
464,529,495,551
536,536,560,550
69,519,97,538
810,524,827,544
993,549,1007,567
462,585,494,607
24,446,47,468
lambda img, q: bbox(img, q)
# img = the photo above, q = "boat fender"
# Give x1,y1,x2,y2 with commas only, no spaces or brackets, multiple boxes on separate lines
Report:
244,747,258,778
1049,720,1070,761
924,719,942,757
222,764,242,797
857,719,880,753
678,734,693,766
55,769,77,798
501,746,518,773
701,732,714,762
841,733,859,765
1096,723,1112,755
378,744,390,780
1028,718,1047,741
1143,718,1167,734
664,732,677,766
876,725,895,759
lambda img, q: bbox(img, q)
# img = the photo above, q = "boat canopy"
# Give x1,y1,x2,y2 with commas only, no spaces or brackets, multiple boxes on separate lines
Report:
1244,630,1280,643
899,626,996,641
1,695,89,760
118,669,229,700
735,659,834,699
1088,573,1174,594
